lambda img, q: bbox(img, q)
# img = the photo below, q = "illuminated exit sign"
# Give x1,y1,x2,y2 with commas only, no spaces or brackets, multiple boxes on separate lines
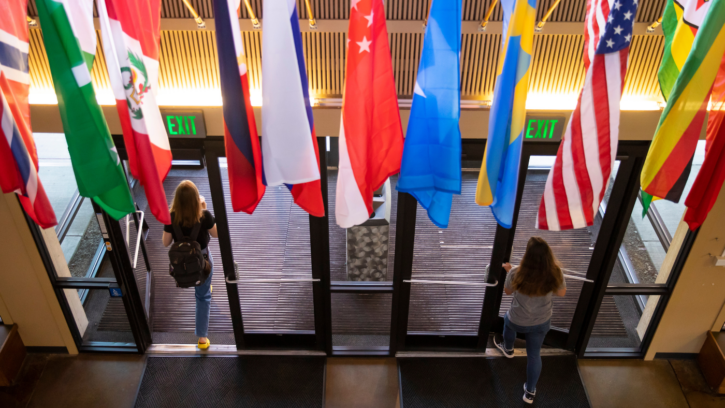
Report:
161,109,206,139
524,115,566,142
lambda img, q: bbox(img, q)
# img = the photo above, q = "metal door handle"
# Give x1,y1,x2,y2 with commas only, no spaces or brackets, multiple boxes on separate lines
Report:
124,211,145,269
226,277,321,284
403,279,499,287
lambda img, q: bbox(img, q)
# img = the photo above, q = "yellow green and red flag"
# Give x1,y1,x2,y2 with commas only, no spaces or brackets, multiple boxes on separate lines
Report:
641,0,725,212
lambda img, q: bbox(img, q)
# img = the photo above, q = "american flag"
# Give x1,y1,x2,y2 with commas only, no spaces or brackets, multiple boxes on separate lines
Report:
537,0,638,231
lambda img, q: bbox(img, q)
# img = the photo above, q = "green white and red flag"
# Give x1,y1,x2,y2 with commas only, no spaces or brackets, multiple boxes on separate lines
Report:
35,0,135,220
98,0,171,224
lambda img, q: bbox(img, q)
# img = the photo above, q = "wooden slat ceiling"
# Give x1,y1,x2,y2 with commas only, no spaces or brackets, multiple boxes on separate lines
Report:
27,0,667,104
27,0,665,21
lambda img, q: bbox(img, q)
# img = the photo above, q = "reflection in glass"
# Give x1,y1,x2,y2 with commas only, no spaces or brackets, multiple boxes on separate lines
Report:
407,172,495,335
219,158,315,335
586,295,661,351
66,283,136,345
327,170,398,282
331,293,391,347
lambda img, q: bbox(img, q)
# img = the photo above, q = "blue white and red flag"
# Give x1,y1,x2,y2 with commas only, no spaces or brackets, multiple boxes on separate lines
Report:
0,2,56,229
537,0,637,230
214,0,265,214
261,0,324,217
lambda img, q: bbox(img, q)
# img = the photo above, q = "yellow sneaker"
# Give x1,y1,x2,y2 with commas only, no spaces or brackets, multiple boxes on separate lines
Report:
198,338,210,350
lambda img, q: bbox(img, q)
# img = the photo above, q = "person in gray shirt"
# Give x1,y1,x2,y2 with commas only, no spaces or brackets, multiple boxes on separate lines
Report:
493,237,566,404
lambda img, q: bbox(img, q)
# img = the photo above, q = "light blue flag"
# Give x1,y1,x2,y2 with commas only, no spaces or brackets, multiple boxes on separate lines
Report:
396,0,462,229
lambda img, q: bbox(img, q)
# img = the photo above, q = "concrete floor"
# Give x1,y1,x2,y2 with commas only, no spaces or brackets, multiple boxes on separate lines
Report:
1,354,724,407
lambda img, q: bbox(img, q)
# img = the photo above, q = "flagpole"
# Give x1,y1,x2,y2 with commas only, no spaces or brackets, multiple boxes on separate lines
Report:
535,0,562,32
181,0,206,28
243,0,261,29
479,0,499,32
304,0,317,29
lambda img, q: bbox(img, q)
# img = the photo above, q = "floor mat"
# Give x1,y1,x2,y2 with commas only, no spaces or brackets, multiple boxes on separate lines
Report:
135,356,325,408
399,355,590,408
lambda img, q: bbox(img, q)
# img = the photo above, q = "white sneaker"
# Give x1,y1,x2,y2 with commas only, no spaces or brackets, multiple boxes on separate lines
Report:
523,383,536,404
493,336,514,358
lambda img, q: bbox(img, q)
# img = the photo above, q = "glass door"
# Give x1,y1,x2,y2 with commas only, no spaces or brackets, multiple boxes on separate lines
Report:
204,137,326,350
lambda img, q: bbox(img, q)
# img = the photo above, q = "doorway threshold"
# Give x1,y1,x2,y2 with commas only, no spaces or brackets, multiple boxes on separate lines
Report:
396,348,574,358
146,344,327,356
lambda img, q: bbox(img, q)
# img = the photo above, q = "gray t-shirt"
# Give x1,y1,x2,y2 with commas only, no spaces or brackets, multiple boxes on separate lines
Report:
504,266,566,327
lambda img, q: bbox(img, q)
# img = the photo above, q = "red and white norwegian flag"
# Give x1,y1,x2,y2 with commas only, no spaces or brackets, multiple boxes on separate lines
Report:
336,0,404,228
537,0,635,231
98,0,171,224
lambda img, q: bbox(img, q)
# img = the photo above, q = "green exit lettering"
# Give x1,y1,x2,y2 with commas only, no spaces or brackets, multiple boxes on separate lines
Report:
525,119,558,139
166,115,197,135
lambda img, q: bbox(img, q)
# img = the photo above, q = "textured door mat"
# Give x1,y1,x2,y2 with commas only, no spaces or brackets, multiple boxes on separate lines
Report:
135,356,325,408
399,355,590,407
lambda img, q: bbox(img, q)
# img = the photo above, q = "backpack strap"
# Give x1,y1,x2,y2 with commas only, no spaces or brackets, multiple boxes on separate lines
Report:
189,222,202,242
172,223,185,240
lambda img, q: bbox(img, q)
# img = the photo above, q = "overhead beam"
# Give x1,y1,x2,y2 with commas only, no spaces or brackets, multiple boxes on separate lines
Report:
77,19,662,36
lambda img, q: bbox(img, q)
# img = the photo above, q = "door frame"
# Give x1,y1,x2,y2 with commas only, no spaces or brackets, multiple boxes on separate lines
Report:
389,140,677,356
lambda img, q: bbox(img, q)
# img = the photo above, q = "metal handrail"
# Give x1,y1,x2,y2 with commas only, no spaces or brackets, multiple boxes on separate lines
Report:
125,211,145,269
404,279,499,287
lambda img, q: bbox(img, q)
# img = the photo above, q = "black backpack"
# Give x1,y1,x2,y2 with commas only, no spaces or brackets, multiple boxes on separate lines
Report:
168,222,210,288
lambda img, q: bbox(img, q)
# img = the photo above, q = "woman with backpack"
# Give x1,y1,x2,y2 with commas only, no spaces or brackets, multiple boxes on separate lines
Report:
493,236,566,404
162,180,218,349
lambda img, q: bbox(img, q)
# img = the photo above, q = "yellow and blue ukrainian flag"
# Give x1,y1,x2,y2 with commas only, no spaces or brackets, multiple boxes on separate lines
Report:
475,0,536,228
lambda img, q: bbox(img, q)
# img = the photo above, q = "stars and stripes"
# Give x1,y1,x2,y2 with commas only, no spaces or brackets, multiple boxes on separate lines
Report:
537,0,638,231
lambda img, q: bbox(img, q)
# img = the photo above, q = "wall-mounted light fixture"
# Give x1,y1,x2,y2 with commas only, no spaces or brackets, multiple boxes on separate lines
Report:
181,0,206,29
479,0,499,32
535,0,562,33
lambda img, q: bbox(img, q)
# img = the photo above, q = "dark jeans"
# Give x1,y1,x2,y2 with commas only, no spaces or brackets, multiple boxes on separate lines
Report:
503,313,551,392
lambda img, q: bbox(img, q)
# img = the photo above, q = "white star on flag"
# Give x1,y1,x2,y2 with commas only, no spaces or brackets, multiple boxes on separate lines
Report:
606,38,614,48
351,0,362,11
624,11,633,20
608,14,614,23
625,34,632,42
614,1,621,10
357,36,372,53
614,25,623,35
365,10,374,27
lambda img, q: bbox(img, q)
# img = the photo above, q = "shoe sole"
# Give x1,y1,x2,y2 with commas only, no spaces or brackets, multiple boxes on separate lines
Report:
523,384,534,404
493,340,514,359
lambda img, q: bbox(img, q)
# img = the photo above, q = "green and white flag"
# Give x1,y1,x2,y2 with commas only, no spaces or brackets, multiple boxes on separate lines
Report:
36,0,134,220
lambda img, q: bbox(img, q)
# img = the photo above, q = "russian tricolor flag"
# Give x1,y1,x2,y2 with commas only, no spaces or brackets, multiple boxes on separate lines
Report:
214,0,265,214
261,0,324,217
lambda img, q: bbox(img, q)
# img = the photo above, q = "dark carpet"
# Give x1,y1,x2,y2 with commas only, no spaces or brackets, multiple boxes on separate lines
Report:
398,355,590,408
134,356,325,408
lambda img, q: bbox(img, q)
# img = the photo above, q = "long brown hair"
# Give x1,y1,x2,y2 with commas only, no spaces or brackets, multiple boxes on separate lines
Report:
511,237,564,297
170,180,203,227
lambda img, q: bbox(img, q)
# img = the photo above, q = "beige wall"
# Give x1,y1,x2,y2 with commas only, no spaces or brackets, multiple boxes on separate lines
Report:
30,104,669,141
645,188,725,359
0,193,78,353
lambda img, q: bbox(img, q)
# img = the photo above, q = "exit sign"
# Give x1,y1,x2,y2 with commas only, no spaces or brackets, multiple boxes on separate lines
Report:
161,109,206,139
524,115,566,142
